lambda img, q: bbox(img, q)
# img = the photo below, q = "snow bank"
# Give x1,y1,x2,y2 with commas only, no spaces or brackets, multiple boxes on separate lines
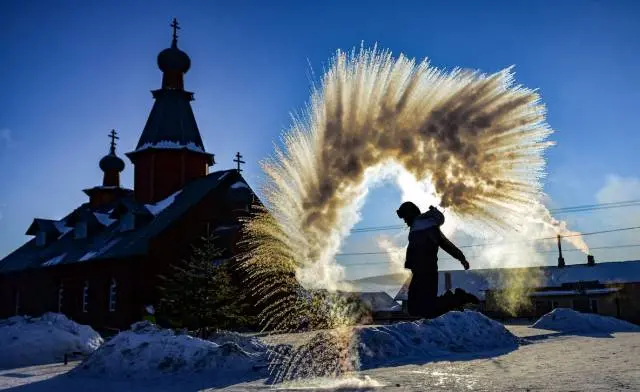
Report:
273,311,518,381
0,313,103,369
207,330,268,354
74,322,270,379
532,308,640,333
356,310,518,368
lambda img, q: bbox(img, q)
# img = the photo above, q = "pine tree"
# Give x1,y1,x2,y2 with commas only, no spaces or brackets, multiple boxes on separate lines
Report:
158,235,254,335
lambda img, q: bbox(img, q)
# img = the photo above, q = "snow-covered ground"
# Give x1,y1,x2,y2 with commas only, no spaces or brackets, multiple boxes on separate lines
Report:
1,310,638,391
0,313,102,370
532,308,640,334
72,321,270,385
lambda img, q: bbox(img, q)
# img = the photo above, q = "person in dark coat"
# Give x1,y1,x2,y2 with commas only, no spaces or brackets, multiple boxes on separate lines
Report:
396,202,470,318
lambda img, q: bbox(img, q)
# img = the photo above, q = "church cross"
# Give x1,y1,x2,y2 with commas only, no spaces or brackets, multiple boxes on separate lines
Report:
108,129,119,154
171,18,180,42
234,152,245,172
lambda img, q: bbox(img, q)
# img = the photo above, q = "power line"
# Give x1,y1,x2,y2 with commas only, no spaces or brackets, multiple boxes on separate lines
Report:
348,199,640,234
339,243,640,267
335,225,640,257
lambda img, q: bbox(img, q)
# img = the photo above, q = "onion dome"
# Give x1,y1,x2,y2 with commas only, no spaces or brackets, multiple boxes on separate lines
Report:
157,46,191,74
99,152,125,173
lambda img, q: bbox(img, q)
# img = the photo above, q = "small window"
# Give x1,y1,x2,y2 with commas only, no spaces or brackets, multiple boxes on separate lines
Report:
75,222,88,240
82,281,89,313
15,290,20,315
120,213,135,232
590,299,599,314
58,282,64,313
108,279,117,312
35,231,47,247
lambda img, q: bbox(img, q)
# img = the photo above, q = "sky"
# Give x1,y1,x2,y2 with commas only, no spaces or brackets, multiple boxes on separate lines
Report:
1,0,640,281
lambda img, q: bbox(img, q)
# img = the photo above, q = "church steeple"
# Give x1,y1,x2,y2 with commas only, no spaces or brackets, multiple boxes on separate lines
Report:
100,129,125,187
126,19,214,204
84,130,132,208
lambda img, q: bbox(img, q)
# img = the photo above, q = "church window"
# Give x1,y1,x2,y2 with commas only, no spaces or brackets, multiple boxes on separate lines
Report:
14,290,20,315
58,282,64,312
36,231,47,247
75,222,88,240
109,279,117,312
120,213,135,232
82,281,89,313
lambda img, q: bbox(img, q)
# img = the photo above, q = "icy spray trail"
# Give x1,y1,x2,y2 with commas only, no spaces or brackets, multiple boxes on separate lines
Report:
239,46,590,380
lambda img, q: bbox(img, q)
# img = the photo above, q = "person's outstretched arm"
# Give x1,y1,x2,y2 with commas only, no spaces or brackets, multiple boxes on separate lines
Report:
438,230,470,270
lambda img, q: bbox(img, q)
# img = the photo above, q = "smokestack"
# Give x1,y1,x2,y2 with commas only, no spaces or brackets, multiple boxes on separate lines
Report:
587,254,595,267
557,235,565,268
445,272,452,292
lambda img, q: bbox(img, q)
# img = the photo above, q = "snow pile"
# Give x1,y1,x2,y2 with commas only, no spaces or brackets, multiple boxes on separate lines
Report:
356,310,518,368
0,313,103,369
273,311,517,381
532,308,640,333
74,322,269,379
208,330,268,354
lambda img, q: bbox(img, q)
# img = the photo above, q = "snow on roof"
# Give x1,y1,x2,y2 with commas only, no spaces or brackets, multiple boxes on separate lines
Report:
529,288,620,297
144,190,182,216
52,221,73,238
94,212,116,227
42,253,67,267
78,238,123,262
230,181,250,190
79,251,97,262
134,140,205,154
395,260,640,301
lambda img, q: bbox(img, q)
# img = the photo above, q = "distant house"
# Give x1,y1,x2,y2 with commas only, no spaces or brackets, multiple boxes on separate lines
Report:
0,23,258,330
394,259,640,324
357,291,401,312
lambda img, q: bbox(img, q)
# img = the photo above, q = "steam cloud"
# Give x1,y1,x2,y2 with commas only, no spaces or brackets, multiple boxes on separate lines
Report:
250,45,587,292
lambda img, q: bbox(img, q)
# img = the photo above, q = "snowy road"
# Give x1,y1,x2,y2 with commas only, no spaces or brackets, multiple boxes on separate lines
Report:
1,326,638,391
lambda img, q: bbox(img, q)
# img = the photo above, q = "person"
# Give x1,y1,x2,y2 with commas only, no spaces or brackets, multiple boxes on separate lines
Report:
396,202,469,318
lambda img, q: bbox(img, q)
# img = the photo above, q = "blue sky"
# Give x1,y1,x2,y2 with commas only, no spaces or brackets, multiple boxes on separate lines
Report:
1,0,640,279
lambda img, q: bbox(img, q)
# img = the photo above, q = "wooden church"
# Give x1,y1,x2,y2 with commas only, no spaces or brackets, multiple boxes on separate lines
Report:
0,20,257,330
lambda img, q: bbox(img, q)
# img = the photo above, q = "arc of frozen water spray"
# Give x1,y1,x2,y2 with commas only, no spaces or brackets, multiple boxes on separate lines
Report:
238,45,590,381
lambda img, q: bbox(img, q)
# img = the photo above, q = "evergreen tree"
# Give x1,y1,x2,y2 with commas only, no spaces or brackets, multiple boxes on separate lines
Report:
158,235,253,335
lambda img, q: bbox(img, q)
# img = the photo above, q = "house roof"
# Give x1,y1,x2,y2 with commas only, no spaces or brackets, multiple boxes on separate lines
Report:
357,291,400,312
393,260,640,301
0,170,244,274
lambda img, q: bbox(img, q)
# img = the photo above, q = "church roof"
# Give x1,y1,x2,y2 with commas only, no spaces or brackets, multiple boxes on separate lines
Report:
131,89,207,154
0,170,245,274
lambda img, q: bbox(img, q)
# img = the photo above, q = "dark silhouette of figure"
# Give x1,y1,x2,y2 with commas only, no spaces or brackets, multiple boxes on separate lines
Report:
396,202,470,318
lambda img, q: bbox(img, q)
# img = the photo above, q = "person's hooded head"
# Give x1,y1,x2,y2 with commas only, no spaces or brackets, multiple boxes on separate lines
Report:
397,202,445,229
396,202,421,227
